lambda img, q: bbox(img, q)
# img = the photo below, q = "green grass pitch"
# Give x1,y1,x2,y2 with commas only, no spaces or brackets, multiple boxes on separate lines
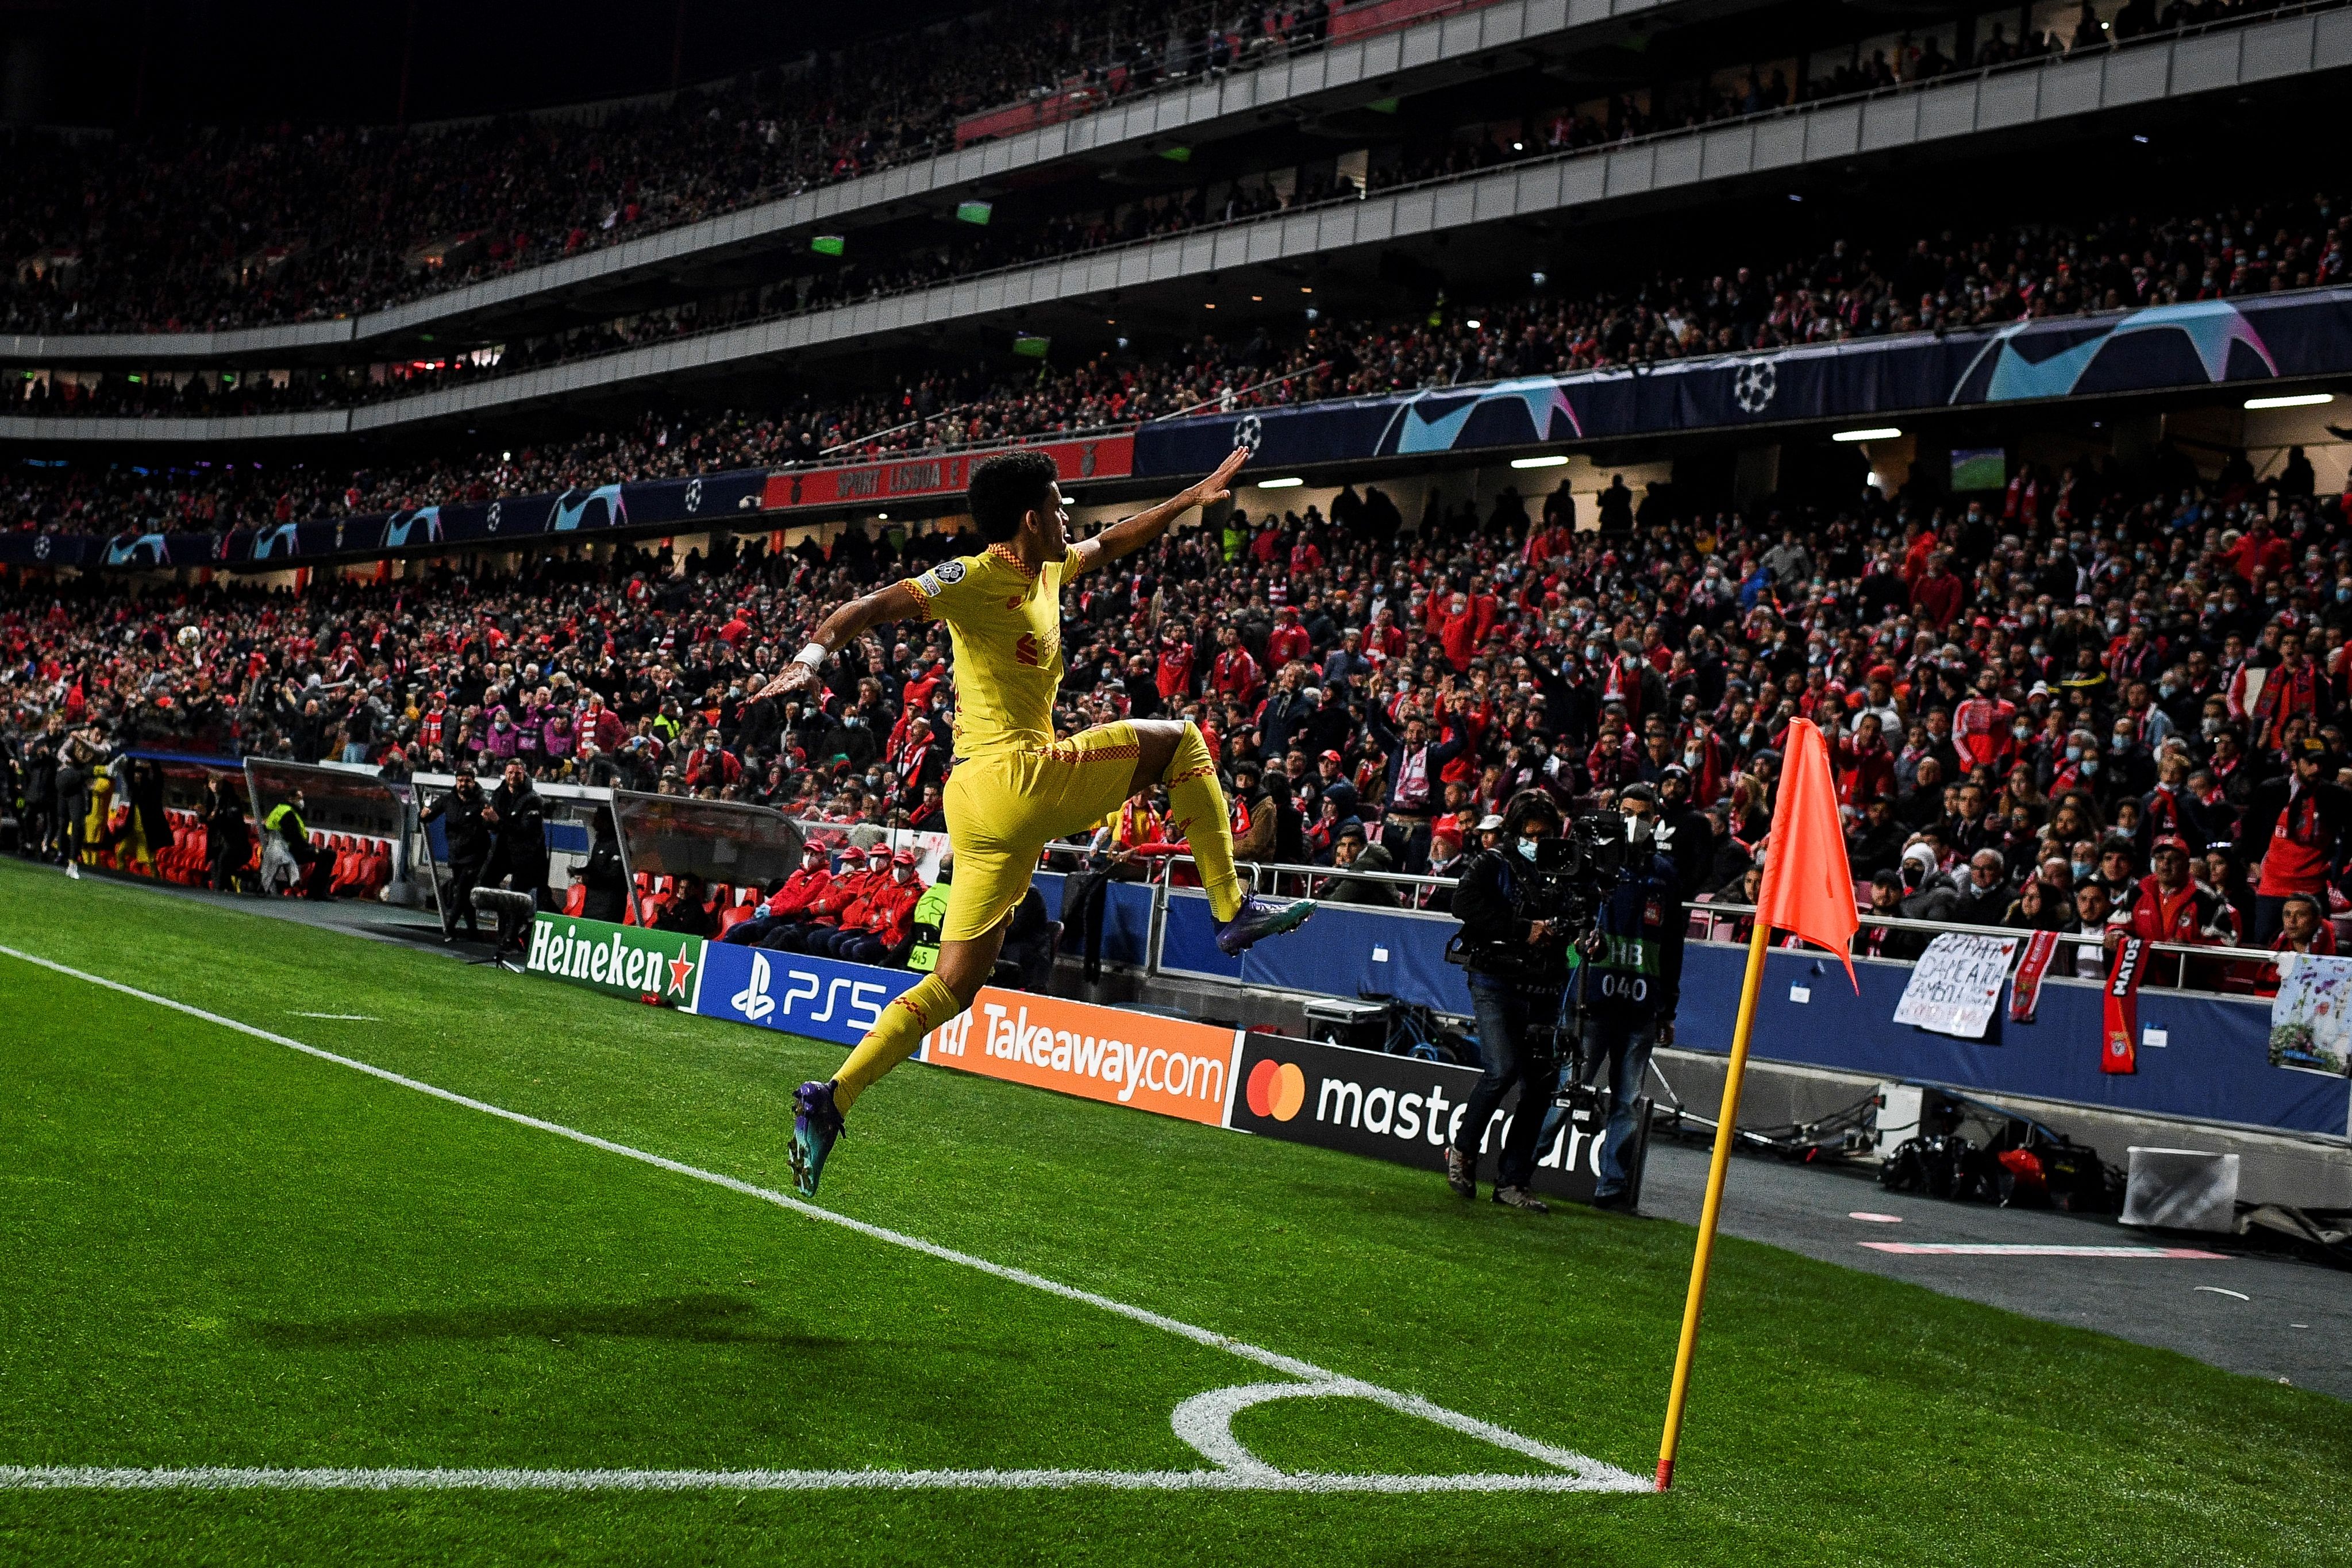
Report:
1,855,2346,1565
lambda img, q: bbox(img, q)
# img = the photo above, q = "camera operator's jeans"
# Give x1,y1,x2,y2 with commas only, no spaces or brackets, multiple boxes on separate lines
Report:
1453,976,1563,1191
1578,1011,1658,1200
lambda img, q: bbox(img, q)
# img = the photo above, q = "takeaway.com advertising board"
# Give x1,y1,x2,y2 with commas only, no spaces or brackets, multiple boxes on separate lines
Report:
918,988,1241,1127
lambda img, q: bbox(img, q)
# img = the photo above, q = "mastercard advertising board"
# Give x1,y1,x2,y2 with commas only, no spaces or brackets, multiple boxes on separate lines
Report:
918,988,1242,1127
1229,1033,1642,1204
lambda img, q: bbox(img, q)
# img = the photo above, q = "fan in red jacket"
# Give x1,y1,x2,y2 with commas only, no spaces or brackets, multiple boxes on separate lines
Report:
1951,669,2017,775
721,841,836,945
2114,835,2232,949
757,845,875,952
825,849,927,966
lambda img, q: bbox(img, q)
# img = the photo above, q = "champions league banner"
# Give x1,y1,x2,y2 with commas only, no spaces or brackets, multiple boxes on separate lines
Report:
1137,286,2352,476
15,286,2352,572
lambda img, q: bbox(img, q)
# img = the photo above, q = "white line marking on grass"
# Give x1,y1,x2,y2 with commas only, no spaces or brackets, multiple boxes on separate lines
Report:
290,1013,383,1021
0,943,1647,1497
1860,1243,2231,1259
0,1466,1617,1494
2193,1286,2251,1301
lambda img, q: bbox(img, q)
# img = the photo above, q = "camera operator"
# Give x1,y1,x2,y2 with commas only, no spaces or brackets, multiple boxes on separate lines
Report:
1441,789,1575,1213
1577,782,1685,1213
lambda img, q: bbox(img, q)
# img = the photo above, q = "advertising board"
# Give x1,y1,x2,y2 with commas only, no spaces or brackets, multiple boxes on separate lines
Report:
1226,1033,1643,1204
919,989,1241,1127
696,941,922,1047
525,913,707,1010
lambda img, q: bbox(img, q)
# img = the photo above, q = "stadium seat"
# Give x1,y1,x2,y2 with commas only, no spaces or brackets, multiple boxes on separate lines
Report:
717,903,755,937
563,883,588,918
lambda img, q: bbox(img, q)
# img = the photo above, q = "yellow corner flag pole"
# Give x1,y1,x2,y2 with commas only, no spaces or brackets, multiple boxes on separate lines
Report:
1653,908,1773,1493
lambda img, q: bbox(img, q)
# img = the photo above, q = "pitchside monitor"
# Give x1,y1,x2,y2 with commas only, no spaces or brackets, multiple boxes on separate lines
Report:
1950,446,2007,491
608,789,806,892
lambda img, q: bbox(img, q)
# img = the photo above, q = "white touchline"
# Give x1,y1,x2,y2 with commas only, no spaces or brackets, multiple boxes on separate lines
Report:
290,1013,384,1021
0,943,1646,1497
0,1465,1618,1494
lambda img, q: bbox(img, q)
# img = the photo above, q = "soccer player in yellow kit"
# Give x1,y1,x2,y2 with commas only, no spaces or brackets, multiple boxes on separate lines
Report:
753,445,1314,1195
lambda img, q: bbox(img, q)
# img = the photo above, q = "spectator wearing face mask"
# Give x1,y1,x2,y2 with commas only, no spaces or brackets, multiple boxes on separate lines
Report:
825,849,927,966
684,730,743,791
1896,839,1961,923
1951,848,2016,926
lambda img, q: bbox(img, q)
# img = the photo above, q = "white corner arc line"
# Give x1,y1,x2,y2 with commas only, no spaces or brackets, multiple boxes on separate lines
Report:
0,943,1647,1496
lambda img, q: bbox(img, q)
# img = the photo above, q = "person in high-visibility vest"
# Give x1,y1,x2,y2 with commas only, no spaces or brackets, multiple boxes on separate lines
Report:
264,791,332,899
906,860,953,974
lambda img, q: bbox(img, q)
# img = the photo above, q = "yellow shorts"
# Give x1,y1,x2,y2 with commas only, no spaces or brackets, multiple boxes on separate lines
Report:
941,722,1144,943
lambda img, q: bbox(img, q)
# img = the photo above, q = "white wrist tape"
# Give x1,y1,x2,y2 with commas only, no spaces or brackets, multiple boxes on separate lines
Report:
795,641,829,668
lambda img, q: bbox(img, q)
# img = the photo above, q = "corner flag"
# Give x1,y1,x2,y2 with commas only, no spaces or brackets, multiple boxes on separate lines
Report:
1655,716,1858,1491
1755,718,1860,988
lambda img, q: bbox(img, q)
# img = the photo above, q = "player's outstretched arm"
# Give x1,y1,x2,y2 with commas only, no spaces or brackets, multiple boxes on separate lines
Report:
1067,446,1249,577
752,580,926,701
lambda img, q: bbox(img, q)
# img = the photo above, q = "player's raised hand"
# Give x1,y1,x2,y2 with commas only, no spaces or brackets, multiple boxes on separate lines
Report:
1184,445,1251,508
753,660,820,702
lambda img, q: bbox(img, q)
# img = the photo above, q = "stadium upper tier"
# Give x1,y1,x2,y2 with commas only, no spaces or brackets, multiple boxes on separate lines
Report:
2,0,1695,360
5,180,2347,553
7,0,2345,446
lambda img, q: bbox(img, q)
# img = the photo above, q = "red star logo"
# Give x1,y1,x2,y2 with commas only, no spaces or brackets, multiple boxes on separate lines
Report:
667,951,695,995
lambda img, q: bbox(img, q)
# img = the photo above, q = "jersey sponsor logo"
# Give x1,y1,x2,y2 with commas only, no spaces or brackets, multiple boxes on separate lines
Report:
1015,633,1043,667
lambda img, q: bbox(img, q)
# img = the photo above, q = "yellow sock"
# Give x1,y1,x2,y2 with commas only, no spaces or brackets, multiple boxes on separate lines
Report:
836,973,963,1111
1163,722,1244,923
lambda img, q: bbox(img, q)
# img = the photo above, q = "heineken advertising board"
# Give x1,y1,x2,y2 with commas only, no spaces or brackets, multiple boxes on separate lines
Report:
525,914,707,1010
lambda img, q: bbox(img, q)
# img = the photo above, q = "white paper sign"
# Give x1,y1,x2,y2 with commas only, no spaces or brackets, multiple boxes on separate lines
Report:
1892,932,2020,1039
2269,952,2352,1075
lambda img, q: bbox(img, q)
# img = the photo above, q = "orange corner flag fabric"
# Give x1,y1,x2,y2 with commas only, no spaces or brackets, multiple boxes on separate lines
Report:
1757,716,1860,989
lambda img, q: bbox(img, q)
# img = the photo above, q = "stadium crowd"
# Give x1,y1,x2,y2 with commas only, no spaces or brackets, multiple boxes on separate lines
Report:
8,432,2352,970
10,184,2347,546
0,0,1356,336
2,0,2313,339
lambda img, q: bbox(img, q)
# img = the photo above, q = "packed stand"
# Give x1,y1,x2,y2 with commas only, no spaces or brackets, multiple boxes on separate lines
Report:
21,155,2351,438
10,434,2352,988
12,183,2351,549
3,0,2317,341
0,0,1343,336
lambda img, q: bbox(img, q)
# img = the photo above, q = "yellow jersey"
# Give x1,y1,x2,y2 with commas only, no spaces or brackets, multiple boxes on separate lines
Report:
903,545,1064,759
